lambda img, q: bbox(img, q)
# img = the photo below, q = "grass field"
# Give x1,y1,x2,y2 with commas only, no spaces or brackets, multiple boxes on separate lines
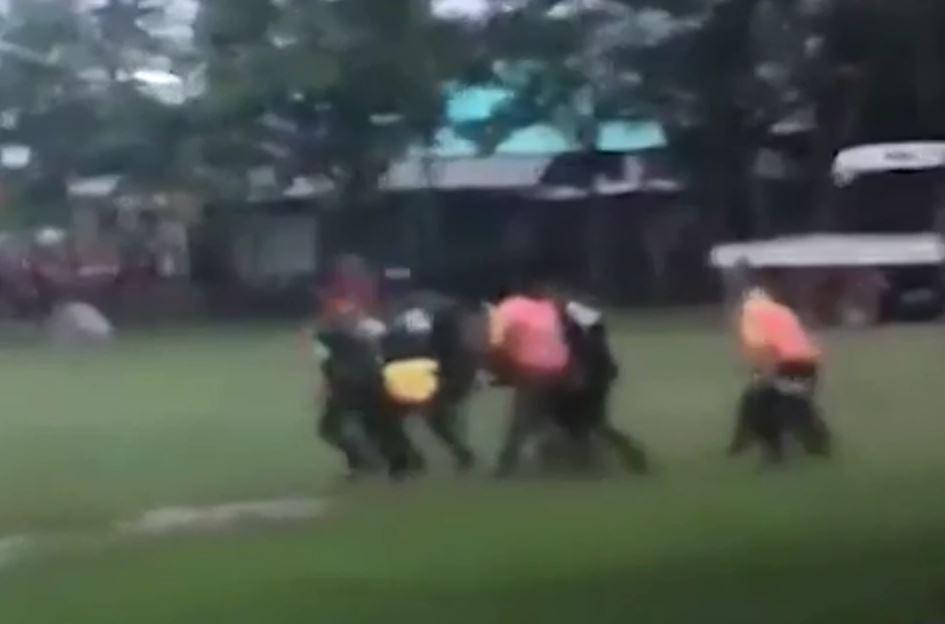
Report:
2,317,945,623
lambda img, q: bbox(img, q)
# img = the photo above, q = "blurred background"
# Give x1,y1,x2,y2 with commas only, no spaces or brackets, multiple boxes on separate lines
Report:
0,0,943,324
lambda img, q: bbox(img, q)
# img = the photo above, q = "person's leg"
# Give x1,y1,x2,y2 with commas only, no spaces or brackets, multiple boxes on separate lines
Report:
317,393,367,476
599,424,648,470
496,385,544,477
789,396,831,457
593,424,646,472
754,386,786,465
563,384,648,474
426,393,475,471
356,374,424,480
803,367,830,457
781,364,831,458
586,385,648,474
398,419,427,476
371,402,425,479
729,382,760,457
545,387,594,471
780,363,830,456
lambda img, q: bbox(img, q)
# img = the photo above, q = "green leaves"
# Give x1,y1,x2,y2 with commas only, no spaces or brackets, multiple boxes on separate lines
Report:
188,0,483,204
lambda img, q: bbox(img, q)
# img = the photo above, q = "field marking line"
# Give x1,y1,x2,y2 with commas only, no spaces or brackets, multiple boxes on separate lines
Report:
117,497,329,536
0,535,35,572
0,497,330,572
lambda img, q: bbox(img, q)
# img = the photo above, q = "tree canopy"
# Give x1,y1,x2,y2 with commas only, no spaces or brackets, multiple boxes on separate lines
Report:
0,0,942,235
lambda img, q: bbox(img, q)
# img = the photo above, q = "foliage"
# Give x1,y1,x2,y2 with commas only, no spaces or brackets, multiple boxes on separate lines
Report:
192,0,477,204
0,0,196,224
1,0,944,235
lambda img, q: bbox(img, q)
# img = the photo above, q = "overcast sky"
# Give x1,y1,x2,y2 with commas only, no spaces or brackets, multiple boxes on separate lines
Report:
0,0,480,23
432,0,490,18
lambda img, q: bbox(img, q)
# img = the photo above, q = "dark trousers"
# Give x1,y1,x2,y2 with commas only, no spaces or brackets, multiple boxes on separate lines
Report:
496,378,648,476
318,391,379,474
427,390,475,470
496,383,554,477
729,362,831,464
320,368,414,475
318,361,422,478
384,393,475,477
553,384,648,474
371,366,476,479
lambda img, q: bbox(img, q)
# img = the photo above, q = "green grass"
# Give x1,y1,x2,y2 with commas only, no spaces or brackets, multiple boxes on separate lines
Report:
2,319,945,623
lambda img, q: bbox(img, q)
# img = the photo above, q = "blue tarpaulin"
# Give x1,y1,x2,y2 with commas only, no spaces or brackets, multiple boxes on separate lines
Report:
428,85,667,157
445,86,512,123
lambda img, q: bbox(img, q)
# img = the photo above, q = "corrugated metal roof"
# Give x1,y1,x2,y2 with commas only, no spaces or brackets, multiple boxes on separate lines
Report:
382,156,552,190
412,119,667,159
439,84,668,156
382,153,680,194
67,175,122,198
597,120,666,152
410,127,480,158
446,86,512,123
495,124,576,155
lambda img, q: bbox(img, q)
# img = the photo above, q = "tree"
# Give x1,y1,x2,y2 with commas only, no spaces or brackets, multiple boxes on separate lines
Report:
462,0,839,240
192,0,476,203
0,0,196,226
189,0,482,269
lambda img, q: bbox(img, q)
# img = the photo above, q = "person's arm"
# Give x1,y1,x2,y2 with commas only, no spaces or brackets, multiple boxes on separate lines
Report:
486,303,516,385
304,325,332,363
739,305,775,374
592,324,619,380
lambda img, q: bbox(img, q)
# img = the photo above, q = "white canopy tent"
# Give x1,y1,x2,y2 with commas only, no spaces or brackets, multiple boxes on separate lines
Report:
710,233,945,325
832,142,945,187
710,233,945,269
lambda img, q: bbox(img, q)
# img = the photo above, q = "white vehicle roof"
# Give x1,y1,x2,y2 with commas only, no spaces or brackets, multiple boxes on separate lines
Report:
833,142,945,186
710,233,945,269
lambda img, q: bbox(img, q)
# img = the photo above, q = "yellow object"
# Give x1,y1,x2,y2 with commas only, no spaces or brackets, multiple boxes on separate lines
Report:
383,358,440,406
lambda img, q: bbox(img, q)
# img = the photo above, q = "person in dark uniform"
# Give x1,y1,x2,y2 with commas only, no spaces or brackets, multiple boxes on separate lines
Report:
313,309,392,479
379,291,478,476
489,284,649,476
552,299,649,474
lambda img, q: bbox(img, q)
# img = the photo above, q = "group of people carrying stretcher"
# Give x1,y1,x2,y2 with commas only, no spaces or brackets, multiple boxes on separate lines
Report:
310,256,831,480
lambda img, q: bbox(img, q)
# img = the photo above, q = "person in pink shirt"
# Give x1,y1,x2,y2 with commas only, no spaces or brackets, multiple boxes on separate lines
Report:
490,294,570,381
489,285,572,476
490,288,650,476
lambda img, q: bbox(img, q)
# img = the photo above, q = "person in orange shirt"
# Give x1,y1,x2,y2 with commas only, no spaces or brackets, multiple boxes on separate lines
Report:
729,282,831,464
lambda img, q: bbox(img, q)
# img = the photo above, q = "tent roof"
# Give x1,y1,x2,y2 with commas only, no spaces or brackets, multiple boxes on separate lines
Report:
414,119,666,158
710,234,945,269
426,84,667,158
383,156,552,190
445,86,512,123
833,142,945,187
495,124,575,155
598,120,667,152
382,153,680,194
